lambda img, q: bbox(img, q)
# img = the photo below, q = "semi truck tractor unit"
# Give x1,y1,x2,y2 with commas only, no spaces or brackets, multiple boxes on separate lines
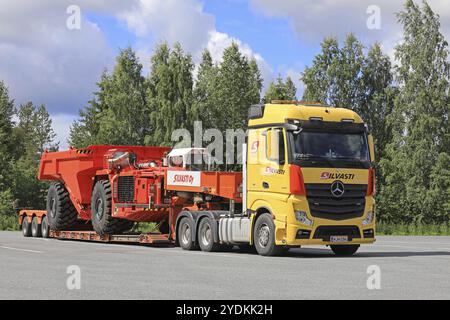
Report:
19,101,376,256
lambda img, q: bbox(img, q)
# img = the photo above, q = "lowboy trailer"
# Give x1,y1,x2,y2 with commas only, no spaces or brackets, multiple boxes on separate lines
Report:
19,101,377,256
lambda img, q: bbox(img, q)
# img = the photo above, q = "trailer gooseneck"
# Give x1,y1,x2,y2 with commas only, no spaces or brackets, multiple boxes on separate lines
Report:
19,101,376,256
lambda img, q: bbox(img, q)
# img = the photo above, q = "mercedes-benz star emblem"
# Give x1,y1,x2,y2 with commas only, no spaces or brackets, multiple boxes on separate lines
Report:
331,180,345,198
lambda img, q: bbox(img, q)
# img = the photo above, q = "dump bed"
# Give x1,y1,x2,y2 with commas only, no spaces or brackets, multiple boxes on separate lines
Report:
38,145,170,210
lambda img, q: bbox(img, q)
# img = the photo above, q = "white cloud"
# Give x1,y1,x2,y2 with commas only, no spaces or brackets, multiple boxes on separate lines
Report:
0,0,276,146
206,31,273,88
51,113,78,149
0,0,120,115
250,0,450,52
119,1,272,87
119,0,215,55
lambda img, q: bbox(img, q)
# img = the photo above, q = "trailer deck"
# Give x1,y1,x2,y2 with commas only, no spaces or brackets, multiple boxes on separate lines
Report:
50,230,171,244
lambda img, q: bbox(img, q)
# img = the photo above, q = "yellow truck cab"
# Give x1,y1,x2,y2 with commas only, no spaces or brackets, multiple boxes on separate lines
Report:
245,101,376,256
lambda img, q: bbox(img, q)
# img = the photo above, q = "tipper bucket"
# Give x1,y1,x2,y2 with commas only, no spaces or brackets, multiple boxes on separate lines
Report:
38,145,170,212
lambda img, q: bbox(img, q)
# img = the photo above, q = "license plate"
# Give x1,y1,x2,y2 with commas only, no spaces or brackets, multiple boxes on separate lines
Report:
330,235,348,243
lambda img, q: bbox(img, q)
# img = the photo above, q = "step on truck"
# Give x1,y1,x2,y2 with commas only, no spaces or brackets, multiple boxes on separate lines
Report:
19,101,376,256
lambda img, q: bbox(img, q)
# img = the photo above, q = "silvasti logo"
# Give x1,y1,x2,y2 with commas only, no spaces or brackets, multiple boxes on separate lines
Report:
167,171,201,187
264,167,285,175
173,174,194,184
320,172,355,180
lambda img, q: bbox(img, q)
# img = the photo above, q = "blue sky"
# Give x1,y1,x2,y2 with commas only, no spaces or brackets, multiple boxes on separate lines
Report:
1,0,449,148
84,0,313,91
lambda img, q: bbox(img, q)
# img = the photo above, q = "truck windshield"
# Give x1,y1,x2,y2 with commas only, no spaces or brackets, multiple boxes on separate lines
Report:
292,131,369,162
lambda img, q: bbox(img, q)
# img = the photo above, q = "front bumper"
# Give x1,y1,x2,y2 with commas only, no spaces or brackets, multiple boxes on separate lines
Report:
285,223,375,245
275,195,376,246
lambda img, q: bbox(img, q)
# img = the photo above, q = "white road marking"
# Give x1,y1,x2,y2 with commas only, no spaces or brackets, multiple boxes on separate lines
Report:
378,240,450,246
0,245,43,253
372,244,450,252
26,237,51,242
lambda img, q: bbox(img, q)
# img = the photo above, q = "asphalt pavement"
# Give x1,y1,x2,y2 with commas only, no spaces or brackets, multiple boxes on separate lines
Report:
0,231,449,299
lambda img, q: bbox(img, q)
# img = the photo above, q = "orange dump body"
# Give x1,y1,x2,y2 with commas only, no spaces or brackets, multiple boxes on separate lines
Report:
38,145,170,220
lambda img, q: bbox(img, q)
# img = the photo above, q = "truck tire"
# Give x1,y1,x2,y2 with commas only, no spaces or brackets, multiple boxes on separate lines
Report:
178,218,196,250
253,213,284,256
330,245,360,256
22,216,31,237
41,215,50,238
198,217,220,252
46,182,77,231
91,180,133,235
31,216,42,237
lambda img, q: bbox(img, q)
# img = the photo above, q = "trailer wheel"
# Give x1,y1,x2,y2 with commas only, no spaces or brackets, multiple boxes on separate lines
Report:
31,216,42,238
198,217,220,252
46,182,77,231
253,213,284,256
330,245,360,256
91,180,133,235
41,216,50,238
22,216,31,237
178,218,196,251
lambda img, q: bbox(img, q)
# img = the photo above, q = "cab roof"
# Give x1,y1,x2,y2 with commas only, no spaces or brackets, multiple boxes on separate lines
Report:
248,102,364,127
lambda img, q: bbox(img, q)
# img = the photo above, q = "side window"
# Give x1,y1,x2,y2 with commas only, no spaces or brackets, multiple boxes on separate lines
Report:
265,128,285,164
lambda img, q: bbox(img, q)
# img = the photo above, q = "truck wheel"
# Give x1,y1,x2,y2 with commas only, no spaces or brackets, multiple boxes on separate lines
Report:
330,245,360,256
41,216,50,238
46,182,77,231
31,216,42,237
198,217,220,252
91,180,132,235
254,213,284,256
22,216,31,237
178,218,196,251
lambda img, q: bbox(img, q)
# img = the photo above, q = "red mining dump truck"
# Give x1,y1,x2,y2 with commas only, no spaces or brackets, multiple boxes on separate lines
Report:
19,145,243,249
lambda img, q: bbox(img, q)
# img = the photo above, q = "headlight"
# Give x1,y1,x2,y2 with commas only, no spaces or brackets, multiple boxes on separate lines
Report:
362,211,374,225
295,211,313,226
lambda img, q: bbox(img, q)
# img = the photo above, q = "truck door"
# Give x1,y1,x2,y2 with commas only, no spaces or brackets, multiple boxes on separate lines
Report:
247,127,289,195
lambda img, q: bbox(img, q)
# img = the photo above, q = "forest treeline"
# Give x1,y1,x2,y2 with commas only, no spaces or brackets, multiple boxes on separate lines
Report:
0,0,448,224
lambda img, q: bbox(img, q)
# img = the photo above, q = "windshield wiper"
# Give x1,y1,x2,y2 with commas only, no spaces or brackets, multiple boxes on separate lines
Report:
333,156,370,168
295,154,337,167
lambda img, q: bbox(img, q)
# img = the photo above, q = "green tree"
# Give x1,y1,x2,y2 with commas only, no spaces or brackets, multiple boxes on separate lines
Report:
192,49,219,129
146,43,194,146
11,102,58,209
301,37,340,104
378,0,450,223
214,42,262,131
69,47,148,147
301,34,395,169
14,102,58,160
0,81,15,215
302,34,365,108
360,43,396,161
263,75,297,102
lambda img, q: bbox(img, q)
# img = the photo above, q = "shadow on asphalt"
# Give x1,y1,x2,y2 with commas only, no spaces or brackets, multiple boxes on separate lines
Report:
282,248,450,259
53,239,450,259
218,247,450,259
